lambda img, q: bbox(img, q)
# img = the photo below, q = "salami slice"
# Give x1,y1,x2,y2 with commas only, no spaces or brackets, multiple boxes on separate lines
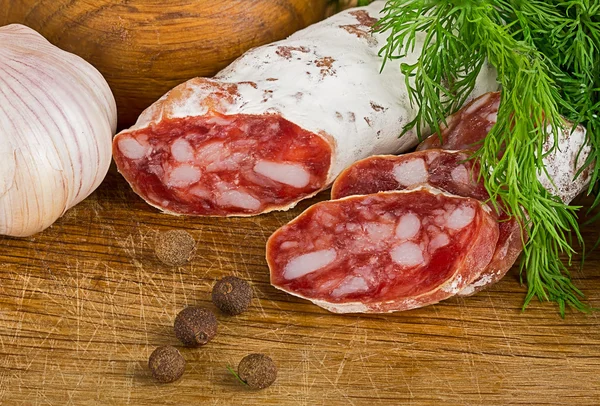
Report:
417,92,591,204
267,187,499,313
331,150,488,200
330,150,523,296
112,1,498,216
417,92,501,152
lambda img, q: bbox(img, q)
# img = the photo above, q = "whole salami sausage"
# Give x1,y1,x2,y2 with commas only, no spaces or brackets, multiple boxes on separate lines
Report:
112,1,497,216
267,186,499,313
330,150,523,296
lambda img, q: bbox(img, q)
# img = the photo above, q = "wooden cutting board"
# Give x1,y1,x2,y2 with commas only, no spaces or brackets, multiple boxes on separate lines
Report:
1,171,599,405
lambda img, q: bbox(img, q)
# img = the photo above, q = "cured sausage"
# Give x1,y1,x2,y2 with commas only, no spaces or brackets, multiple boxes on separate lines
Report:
331,150,488,201
417,92,501,152
339,91,591,295
330,150,523,296
267,187,499,313
418,92,591,204
112,1,498,216
113,115,331,216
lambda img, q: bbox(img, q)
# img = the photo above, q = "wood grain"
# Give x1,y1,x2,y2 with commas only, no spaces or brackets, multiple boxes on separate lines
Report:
0,0,330,129
0,172,599,405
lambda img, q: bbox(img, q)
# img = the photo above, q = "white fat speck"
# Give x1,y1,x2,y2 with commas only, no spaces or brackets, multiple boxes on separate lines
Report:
346,223,361,232
166,164,202,188
171,138,195,163
196,141,226,164
206,152,245,172
392,159,428,187
451,165,469,185
118,137,148,160
486,113,498,123
429,233,450,251
217,190,261,210
316,210,338,228
446,205,476,230
283,249,337,280
390,241,424,267
254,160,311,188
364,222,394,242
268,122,280,132
395,213,421,240
331,276,369,297
280,241,300,250
189,185,211,199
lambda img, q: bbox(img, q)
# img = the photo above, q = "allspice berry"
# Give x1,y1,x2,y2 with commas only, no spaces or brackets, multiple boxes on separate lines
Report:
238,353,277,389
155,230,196,266
174,306,217,347
148,346,185,383
212,276,253,315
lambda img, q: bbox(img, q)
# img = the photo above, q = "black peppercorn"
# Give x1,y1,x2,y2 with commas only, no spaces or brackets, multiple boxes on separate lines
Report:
238,353,277,389
154,230,196,266
174,306,217,347
212,276,253,315
148,346,185,383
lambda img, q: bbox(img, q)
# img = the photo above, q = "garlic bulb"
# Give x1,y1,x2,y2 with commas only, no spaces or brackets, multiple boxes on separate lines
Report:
0,24,117,237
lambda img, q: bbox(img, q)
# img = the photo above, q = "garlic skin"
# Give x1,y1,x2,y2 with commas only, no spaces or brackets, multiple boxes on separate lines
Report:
0,24,117,237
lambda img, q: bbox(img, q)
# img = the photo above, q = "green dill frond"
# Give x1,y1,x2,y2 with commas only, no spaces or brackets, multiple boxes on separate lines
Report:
376,1,489,140
226,365,248,386
376,0,596,315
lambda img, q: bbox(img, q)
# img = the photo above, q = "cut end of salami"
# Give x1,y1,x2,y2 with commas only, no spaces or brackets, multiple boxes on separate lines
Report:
267,188,499,313
331,150,524,297
113,113,332,216
331,150,488,201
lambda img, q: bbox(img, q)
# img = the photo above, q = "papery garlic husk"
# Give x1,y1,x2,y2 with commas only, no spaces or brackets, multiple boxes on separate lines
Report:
0,24,117,237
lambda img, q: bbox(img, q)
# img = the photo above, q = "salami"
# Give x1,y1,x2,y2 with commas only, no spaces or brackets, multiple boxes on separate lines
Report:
417,92,501,152
331,150,488,201
267,187,499,313
330,150,523,296
112,1,498,216
417,92,591,204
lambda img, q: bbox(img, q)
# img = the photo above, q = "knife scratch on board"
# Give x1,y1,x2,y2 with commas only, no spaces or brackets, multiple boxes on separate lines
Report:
488,295,513,355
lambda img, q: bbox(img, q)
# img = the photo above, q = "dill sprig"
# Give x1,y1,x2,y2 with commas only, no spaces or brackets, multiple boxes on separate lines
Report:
502,0,600,212
376,0,596,315
226,365,248,386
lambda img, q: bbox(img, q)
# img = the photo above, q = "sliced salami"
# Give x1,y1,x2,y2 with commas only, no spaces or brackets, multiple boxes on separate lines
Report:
417,92,591,204
113,1,498,216
417,92,501,152
331,150,488,201
113,115,331,216
330,150,523,296
267,187,499,313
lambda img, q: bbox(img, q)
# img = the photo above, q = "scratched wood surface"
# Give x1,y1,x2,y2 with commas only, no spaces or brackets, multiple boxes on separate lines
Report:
0,171,599,405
